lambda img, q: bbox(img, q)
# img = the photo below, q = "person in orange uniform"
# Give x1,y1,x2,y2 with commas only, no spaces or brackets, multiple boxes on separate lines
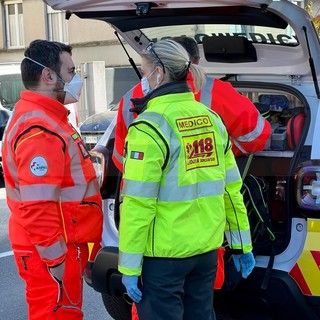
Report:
1,39,103,320
112,36,271,171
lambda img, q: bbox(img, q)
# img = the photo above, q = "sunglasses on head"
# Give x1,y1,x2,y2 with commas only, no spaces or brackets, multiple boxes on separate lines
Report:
145,43,165,73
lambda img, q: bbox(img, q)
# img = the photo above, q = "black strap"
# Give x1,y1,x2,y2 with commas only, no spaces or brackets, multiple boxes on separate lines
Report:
261,246,275,290
114,171,122,230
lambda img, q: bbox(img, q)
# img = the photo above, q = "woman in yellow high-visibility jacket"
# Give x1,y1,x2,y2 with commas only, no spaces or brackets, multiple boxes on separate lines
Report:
118,39,255,320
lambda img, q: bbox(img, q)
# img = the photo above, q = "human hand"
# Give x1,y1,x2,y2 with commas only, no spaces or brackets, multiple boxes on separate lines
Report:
48,261,65,283
122,275,142,303
232,252,255,278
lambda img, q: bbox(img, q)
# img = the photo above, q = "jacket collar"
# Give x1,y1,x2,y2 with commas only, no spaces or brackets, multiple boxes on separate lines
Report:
19,91,69,121
130,81,191,115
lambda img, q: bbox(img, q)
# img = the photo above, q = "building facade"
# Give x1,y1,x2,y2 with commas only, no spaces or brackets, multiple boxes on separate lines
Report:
0,0,140,121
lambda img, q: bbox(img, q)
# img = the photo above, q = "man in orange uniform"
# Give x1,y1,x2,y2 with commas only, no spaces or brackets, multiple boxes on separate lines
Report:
112,36,271,171
2,40,103,320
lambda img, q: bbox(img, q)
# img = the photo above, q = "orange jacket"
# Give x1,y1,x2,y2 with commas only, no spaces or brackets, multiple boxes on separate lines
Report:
2,91,103,267
112,76,271,171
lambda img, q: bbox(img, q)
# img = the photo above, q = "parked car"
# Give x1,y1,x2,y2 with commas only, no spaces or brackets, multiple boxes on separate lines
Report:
80,108,118,150
45,1,320,319
0,105,12,181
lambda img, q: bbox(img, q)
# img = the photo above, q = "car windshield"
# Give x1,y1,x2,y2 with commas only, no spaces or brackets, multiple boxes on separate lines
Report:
80,110,117,132
141,23,298,46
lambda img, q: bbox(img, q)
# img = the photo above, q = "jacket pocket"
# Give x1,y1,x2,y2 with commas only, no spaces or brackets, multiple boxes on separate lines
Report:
13,249,34,275
53,305,83,320
63,201,103,244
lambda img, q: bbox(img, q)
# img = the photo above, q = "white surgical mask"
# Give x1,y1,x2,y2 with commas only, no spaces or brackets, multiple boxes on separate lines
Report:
59,73,83,104
141,69,157,95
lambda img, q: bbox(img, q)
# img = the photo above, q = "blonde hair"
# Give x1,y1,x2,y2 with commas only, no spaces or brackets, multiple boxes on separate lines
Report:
141,39,205,93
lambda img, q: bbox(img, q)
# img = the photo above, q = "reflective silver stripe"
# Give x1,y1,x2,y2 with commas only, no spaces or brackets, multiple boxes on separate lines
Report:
5,183,21,202
35,236,67,260
224,229,252,247
199,77,214,108
236,113,265,143
20,184,60,201
122,179,159,198
112,148,123,165
122,88,136,129
17,179,99,202
225,166,241,184
123,178,225,202
231,138,248,154
60,179,99,202
159,179,224,201
135,111,172,141
119,250,143,269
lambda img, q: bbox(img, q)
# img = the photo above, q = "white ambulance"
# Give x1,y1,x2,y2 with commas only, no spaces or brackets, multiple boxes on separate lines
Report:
44,1,320,319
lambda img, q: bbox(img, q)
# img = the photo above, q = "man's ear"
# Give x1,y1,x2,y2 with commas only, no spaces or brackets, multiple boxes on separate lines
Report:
42,67,55,84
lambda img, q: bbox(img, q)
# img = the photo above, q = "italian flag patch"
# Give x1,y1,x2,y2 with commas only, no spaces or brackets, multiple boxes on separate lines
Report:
130,151,144,160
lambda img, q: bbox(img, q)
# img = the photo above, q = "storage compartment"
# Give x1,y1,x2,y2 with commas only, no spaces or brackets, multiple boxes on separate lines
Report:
271,126,287,151
233,84,308,255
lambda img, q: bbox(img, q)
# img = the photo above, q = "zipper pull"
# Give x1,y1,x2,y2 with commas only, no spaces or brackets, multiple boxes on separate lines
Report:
76,246,81,260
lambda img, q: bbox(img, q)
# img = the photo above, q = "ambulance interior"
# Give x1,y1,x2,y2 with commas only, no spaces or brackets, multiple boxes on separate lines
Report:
196,35,309,259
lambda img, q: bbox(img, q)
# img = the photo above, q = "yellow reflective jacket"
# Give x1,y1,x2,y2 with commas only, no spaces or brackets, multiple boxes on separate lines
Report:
119,89,252,276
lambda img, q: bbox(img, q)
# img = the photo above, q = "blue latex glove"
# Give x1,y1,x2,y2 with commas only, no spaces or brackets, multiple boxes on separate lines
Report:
122,275,142,303
233,252,255,279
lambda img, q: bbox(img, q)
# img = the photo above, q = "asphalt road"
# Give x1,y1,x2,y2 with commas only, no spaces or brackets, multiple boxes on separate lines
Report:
0,186,114,320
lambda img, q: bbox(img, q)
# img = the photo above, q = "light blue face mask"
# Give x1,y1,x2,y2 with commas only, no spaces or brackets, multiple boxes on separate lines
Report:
141,69,161,95
24,56,83,104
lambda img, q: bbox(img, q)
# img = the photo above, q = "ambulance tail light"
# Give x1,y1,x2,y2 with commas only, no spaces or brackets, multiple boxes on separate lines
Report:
295,160,320,211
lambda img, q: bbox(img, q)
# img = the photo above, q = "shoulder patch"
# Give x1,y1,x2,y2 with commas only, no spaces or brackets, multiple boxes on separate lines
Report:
78,141,90,159
71,132,80,140
30,156,48,177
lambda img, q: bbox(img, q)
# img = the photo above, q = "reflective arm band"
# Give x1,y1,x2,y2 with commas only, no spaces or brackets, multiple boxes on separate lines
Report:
225,229,252,250
225,166,241,185
118,250,143,273
235,114,265,143
35,236,67,264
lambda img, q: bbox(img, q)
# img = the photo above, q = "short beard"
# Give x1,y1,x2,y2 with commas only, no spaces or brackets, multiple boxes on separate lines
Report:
54,81,66,104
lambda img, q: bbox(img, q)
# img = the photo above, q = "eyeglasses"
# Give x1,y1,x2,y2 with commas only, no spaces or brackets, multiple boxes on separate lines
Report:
145,43,165,73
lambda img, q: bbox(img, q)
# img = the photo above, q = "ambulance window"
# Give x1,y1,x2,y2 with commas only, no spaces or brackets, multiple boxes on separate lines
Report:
141,24,299,47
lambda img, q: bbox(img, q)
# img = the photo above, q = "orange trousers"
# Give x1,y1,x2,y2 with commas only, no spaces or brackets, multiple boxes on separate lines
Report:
131,247,225,319
12,243,88,320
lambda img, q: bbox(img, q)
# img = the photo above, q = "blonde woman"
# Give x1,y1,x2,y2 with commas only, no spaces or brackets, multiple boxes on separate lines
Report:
118,39,254,320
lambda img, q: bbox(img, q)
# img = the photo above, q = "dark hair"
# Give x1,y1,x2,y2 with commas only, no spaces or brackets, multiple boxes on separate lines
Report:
171,36,200,63
21,39,72,89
